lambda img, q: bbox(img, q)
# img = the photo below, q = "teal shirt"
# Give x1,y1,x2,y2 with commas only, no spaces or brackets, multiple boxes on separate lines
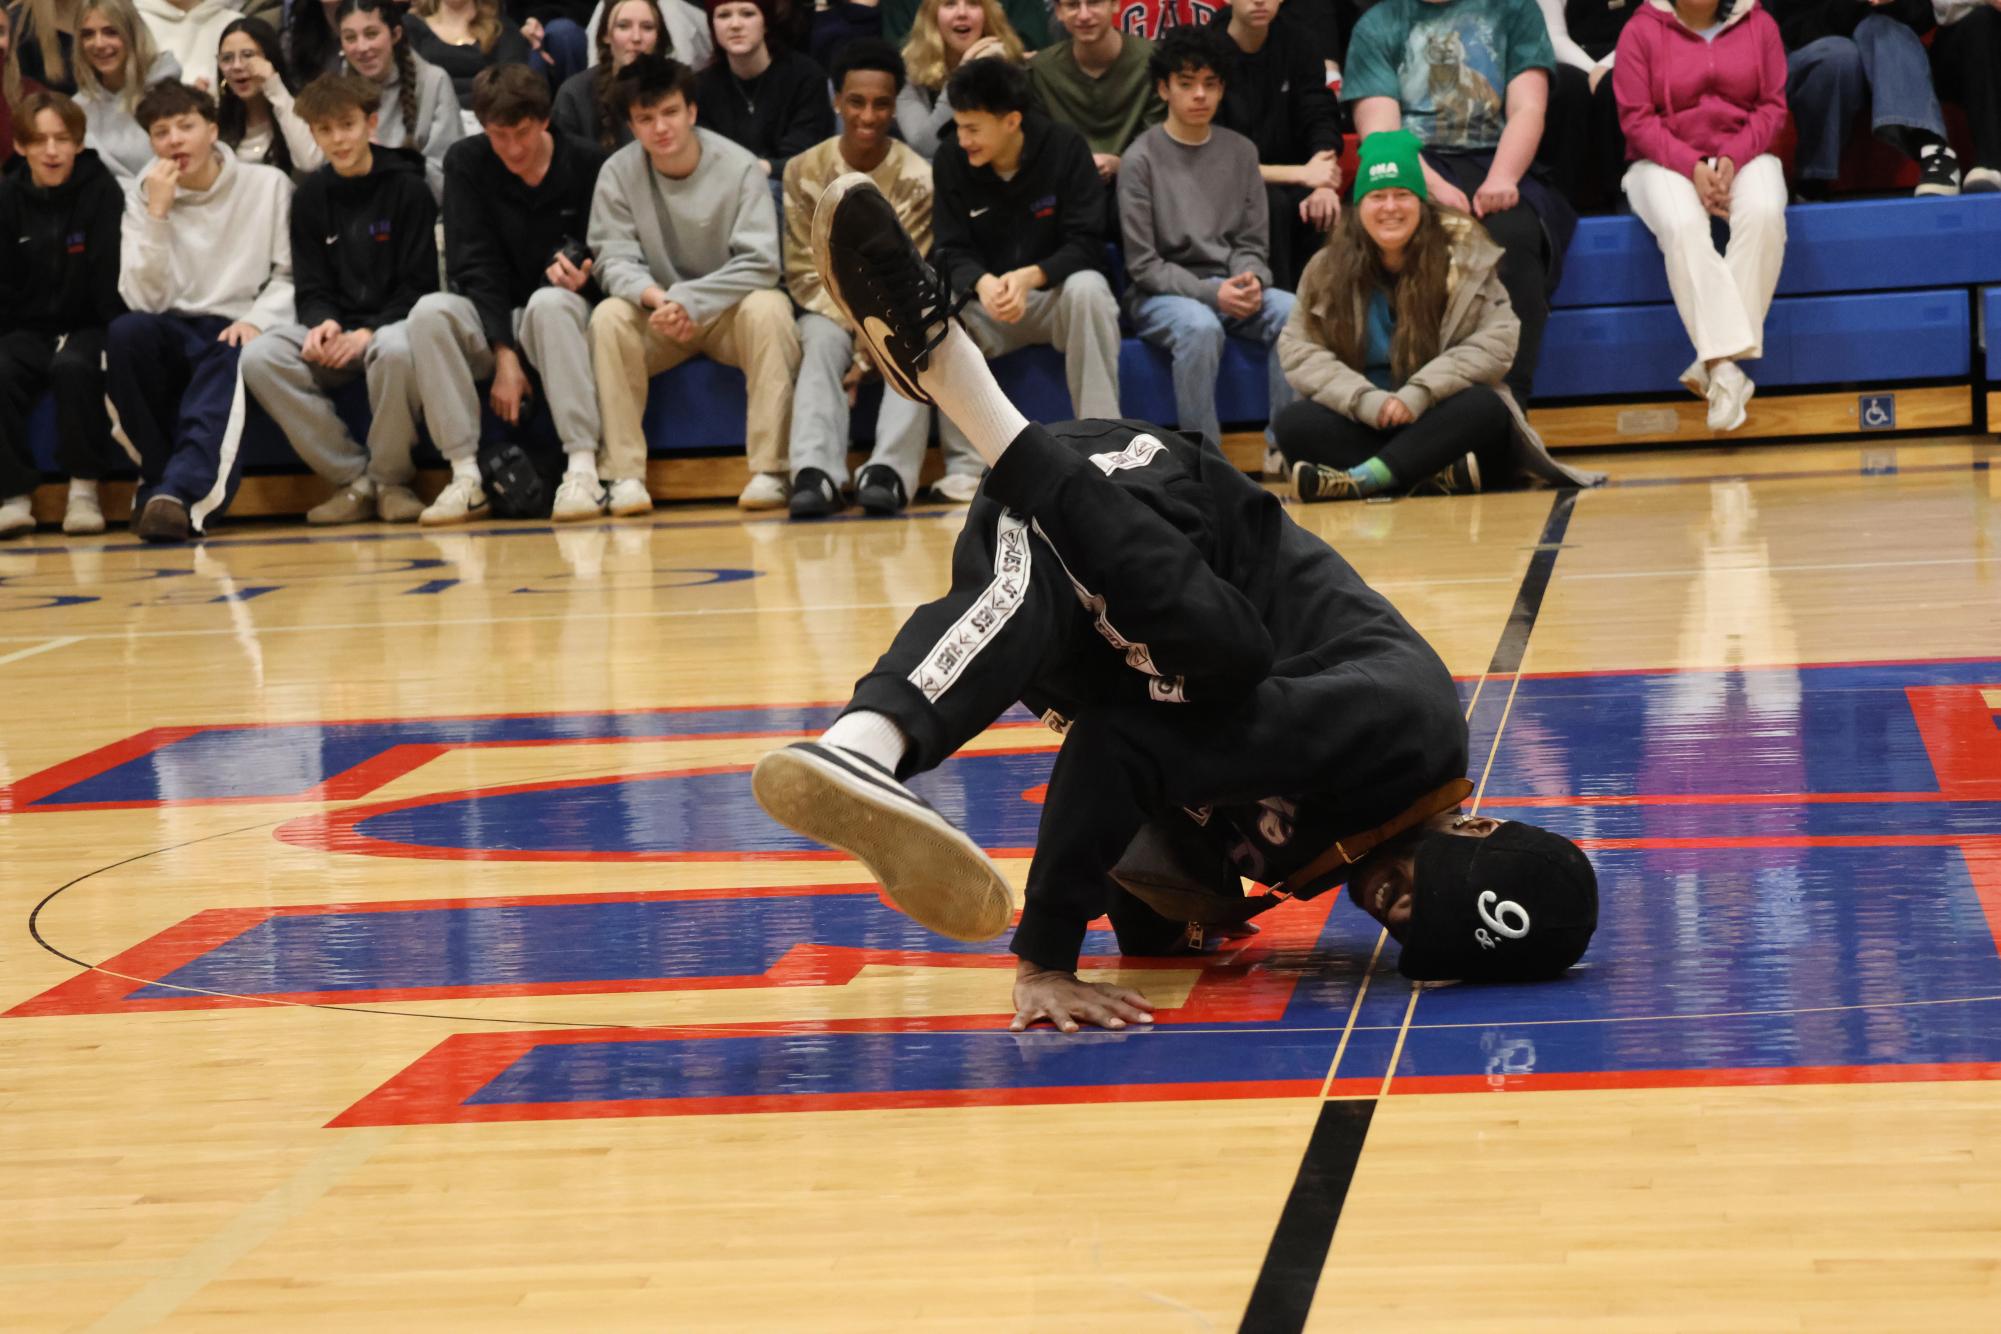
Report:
1364,290,1397,391
1341,0,1556,152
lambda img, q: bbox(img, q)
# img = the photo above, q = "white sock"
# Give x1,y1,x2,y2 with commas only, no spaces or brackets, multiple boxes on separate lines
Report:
565,450,597,480
917,324,1028,467
68,478,99,502
820,710,908,774
451,455,480,483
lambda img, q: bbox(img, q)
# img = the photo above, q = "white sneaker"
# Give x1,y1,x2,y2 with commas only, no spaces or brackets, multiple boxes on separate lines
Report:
1706,361,1754,432
1962,166,2001,193
1262,445,1286,480
1679,359,1710,398
419,476,489,527
62,491,105,536
605,477,653,517
0,495,34,538
737,472,788,510
929,471,982,504
551,473,606,522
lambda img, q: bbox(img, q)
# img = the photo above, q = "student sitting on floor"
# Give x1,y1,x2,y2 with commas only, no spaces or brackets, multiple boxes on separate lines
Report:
239,73,438,526
108,79,294,542
1274,131,1597,503
0,90,128,538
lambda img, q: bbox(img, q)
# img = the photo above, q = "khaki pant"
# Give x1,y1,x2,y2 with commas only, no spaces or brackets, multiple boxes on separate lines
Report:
590,289,801,480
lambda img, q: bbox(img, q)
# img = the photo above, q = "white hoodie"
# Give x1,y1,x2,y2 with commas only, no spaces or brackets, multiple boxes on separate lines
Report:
119,143,296,332
136,0,241,92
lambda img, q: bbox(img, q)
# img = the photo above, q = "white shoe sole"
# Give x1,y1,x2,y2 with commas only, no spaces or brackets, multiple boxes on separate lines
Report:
751,743,1014,942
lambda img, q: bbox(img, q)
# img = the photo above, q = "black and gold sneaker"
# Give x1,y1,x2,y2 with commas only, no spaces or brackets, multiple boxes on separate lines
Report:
810,172,965,405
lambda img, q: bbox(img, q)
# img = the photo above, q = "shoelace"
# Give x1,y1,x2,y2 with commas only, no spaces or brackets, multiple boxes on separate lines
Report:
872,251,972,373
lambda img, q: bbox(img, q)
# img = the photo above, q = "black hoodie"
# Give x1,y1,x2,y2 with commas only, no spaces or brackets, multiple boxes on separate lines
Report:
442,130,607,351
0,150,126,336
1207,6,1343,165
290,145,440,331
930,113,1108,298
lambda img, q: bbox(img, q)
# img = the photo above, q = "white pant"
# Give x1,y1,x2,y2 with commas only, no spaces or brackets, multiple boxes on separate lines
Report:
1622,154,1788,364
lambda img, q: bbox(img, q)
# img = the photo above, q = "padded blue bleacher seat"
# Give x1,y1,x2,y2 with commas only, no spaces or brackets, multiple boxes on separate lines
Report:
1552,196,2001,309
1984,287,2001,382
990,338,1275,430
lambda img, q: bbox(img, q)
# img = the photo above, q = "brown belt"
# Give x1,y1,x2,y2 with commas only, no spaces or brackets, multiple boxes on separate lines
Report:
1272,778,1475,899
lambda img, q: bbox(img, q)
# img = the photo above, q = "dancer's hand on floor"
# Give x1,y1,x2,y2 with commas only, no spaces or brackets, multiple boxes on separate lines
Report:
1009,962,1154,1033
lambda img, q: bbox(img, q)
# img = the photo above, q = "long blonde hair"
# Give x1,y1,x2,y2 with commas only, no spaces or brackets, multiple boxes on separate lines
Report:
2,4,23,106
902,0,1021,93
15,0,78,90
74,0,158,113
412,0,502,54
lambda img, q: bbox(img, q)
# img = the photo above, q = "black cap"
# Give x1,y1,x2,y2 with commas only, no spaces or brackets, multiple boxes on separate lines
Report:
1397,822,1597,982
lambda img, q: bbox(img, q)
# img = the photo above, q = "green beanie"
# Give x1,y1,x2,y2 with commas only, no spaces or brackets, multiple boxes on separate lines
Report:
1352,129,1429,205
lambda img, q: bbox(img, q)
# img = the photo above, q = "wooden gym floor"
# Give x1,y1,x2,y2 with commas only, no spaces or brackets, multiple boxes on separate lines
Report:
3,434,2000,1330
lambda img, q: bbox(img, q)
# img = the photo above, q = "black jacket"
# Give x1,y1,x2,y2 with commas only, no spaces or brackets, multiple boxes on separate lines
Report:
291,146,439,331
442,130,607,350
0,150,126,336
930,113,1108,297
1765,0,1934,49
1208,7,1343,164
694,49,835,181
403,15,538,106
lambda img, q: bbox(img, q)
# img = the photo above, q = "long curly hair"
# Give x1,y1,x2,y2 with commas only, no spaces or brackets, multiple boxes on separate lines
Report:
215,18,299,174
590,0,669,148
336,0,418,144
74,0,158,114
901,0,1021,94
1313,199,1456,384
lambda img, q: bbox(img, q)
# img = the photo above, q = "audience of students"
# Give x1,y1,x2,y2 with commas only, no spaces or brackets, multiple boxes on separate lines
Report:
551,0,664,148
404,0,534,129
240,72,437,524
0,89,126,537
337,0,462,198
588,54,800,509
216,16,322,174
780,38,940,518
1029,0,1163,189
896,0,1021,157
75,0,181,183
109,79,293,542
930,56,1118,497
1120,24,1294,455
694,0,831,185
1616,0,1788,431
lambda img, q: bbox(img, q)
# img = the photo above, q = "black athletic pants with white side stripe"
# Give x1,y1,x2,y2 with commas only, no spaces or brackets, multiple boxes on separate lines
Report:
843,420,1463,970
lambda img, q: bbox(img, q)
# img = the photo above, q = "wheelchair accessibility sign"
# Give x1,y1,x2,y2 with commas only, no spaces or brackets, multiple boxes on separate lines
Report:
1859,394,1897,431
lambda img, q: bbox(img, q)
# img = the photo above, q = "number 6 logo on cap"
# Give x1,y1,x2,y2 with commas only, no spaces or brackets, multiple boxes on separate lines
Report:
1473,891,1532,950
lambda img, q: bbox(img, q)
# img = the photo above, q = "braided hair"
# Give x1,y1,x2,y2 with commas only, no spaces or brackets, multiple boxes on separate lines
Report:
335,0,419,146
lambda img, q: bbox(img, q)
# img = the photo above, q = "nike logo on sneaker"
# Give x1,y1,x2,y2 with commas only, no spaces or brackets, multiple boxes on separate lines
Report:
862,316,923,397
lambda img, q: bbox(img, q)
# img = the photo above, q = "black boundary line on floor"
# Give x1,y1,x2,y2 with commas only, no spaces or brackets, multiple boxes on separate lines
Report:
1238,489,1579,1334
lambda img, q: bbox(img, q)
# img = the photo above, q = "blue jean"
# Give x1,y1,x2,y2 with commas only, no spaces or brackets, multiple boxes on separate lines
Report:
539,18,590,86
1130,288,1296,448
1786,17,1947,180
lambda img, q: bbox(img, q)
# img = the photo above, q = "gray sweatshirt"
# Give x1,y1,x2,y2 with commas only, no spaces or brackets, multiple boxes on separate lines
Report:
78,51,182,185
1116,124,1274,313
348,53,462,202
587,130,782,325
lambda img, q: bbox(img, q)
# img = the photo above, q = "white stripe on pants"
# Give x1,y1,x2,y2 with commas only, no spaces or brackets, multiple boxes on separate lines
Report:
1622,154,1788,364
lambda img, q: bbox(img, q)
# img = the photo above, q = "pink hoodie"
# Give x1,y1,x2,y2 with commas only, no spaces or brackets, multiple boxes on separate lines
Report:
1613,0,1789,178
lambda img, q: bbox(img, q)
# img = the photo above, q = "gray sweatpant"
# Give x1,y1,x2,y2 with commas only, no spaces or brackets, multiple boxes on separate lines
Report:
942,269,1121,462
405,287,599,460
789,312,956,498
239,321,419,486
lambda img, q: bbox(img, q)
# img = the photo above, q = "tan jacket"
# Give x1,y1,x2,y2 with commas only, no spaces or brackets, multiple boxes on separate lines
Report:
1279,211,1603,488
782,137,934,327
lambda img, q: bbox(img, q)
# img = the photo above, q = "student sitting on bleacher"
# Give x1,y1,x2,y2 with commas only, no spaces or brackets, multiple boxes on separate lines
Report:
406,62,607,524
1926,0,2000,193
552,0,669,149
0,90,126,537
695,0,833,189
896,0,1024,159
1343,0,1574,404
930,56,1120,502
1772,0,1967,198
336,0,462,199
588,54,801,510
1275,131,1595,502
883,0,1047,49
108,79,294,542
1537,0,1643,211
240,74,437,525
75,0,182,184
781,39,950,519
1206,1,1343,291
216,18,324,175
403,0,538,134
1029,0,1164,193
1119,25,1296,456
1615,0,1787,432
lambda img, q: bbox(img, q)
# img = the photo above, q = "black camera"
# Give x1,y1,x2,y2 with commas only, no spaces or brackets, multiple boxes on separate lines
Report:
552,238,592,270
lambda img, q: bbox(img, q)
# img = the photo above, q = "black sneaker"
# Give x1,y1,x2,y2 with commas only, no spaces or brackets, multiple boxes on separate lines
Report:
811,172,964,404
788,467,844,519
1292,460,1362,503
134,494,191,543
854,463,907,516
1916,144,1961,198
1411,453,1482,497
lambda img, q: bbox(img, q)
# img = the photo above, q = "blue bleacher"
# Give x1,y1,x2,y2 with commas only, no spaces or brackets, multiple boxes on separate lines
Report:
1984,287,2001,382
